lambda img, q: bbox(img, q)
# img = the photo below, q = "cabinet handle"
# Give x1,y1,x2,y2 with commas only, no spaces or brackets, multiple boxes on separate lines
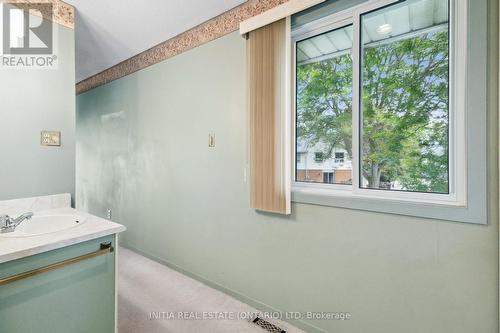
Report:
0,242,114,286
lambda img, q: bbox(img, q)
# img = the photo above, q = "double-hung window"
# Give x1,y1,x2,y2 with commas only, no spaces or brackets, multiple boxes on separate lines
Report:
292,0,470,216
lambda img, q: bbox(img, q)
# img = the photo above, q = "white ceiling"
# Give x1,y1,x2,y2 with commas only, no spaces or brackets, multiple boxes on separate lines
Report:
66,0,246,82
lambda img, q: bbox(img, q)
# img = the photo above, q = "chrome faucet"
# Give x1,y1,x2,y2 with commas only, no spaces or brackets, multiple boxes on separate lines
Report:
0,212,33,233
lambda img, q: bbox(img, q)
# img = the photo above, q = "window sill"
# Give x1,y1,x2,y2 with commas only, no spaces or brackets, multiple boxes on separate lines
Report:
291,185,486,224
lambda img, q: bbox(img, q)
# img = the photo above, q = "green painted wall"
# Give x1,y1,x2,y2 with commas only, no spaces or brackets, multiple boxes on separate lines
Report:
0,235,116,333
0,22,75,201
76,0,499,332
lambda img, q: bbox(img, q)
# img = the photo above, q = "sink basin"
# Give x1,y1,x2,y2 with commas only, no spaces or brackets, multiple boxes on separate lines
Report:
0,213,87,238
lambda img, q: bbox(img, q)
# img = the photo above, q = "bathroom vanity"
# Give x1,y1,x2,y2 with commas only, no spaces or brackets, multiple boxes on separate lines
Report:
0,194,125,333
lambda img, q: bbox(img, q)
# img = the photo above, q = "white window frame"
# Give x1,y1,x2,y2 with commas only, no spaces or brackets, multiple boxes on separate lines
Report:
291,0,468,208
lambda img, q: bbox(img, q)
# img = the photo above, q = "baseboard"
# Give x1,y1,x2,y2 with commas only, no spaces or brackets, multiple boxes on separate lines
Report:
119,244,328,333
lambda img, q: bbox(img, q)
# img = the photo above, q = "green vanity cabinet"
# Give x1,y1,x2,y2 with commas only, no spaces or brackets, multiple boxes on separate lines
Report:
0,235,117,333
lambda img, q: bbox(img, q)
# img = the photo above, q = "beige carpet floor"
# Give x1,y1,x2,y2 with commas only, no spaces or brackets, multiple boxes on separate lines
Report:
118,247,306,333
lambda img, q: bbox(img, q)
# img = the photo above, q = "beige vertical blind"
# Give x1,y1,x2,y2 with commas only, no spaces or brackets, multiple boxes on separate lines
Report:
247,18,291,215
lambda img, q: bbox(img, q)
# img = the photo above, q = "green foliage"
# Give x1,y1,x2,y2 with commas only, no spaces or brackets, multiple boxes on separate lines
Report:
297,30,449,193
297,53,353,159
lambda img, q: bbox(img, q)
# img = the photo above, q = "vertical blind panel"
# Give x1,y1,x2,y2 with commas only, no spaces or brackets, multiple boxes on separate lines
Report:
248,18,290,215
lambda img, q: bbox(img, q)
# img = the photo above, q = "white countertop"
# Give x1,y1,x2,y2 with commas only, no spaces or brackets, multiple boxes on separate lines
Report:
0,207,126,264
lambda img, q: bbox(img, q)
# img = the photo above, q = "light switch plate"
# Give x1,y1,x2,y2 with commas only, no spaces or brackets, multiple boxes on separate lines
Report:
41,131,61,146
208,133,216,147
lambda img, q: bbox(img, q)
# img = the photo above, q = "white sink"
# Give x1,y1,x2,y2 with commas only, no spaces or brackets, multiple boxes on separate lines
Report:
0,213,87,238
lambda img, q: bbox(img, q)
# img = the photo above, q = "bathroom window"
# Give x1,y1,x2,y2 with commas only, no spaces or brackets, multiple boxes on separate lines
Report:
292,0,467,209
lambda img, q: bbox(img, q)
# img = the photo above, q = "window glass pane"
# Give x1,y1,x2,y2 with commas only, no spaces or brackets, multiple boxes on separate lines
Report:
360,0,450,193
295,25,353,185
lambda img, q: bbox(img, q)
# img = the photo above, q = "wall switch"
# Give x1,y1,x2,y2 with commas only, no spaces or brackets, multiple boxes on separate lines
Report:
208,133,216,147
41,131,61,146
107,209,112,220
